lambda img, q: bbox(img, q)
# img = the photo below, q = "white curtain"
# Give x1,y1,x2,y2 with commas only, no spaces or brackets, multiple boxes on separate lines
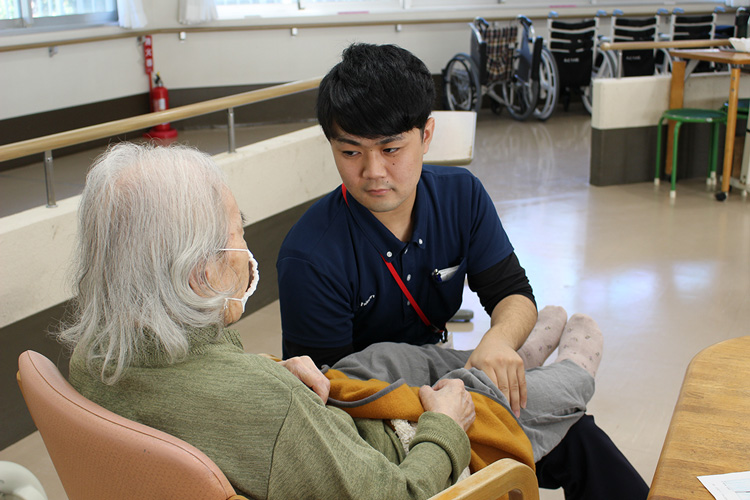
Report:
117,0,148,29
179,0,218,25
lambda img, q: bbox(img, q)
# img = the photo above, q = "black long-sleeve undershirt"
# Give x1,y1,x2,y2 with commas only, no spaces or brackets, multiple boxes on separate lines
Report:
284,252,535,367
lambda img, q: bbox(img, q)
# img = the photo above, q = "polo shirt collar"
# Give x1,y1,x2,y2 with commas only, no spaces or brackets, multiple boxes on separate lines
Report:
342,182,427,262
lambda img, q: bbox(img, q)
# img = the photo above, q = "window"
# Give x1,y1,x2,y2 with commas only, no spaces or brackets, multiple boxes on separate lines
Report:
0,0,118,31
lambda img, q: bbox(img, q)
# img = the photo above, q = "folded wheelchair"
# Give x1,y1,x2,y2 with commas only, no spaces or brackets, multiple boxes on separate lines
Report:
602,6,726,78
443,16,559,121
546,11,615,114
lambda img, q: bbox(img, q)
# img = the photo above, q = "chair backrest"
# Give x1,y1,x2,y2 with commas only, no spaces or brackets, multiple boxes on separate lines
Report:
669,11,716,41
611,16,659,76
16,350,244,500
548,17,597,88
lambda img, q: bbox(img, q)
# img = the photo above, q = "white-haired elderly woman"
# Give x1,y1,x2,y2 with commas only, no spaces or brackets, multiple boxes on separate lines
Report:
59,142,475,499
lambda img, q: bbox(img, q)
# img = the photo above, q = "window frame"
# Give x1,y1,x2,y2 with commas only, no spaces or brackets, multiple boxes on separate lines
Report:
0,0,118,33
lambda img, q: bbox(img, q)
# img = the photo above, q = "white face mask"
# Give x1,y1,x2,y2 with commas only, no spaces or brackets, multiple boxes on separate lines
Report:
220,248,259,313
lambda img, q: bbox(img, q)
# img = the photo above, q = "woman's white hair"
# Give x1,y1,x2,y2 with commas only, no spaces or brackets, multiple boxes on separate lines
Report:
58,142,240,384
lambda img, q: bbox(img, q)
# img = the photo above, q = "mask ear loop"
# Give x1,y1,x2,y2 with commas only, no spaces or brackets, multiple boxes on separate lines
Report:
246,252,260,297
220,249,260,315
213,250,241,316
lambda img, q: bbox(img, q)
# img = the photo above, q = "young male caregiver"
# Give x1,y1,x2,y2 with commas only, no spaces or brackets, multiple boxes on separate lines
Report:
277,43,648,500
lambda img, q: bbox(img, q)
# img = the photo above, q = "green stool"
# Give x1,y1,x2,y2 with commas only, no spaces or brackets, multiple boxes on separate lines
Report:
655,108,727,199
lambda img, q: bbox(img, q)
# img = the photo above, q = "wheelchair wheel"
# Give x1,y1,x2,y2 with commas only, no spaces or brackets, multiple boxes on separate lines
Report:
443,53,481,112
502,76,539,121
582,48,616,114
534,47,559,121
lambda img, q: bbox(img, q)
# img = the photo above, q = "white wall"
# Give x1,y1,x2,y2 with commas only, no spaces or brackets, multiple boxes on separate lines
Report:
0,24,469,119
0,1,734,120
0,0,474,120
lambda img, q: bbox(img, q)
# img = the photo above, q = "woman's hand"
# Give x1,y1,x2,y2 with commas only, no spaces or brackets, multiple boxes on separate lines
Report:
280,356,330,404
419,379,476,432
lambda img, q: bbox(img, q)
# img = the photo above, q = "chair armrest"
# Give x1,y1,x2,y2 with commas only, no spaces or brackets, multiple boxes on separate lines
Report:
428,458,539,500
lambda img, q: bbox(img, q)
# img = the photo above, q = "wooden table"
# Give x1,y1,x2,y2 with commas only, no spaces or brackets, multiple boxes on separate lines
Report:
648,336,750,499
668,49,750,200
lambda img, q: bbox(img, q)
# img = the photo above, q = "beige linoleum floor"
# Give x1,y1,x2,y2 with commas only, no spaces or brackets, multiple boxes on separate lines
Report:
2,108,749,500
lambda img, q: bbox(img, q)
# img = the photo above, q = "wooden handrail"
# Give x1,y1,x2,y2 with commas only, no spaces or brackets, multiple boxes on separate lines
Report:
600,39,731,51
1,23,458,53
1,4,730,53
0,76,321,162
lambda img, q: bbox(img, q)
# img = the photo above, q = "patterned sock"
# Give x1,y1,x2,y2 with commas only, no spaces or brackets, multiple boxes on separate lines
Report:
555,313,604,378
517,305,568,369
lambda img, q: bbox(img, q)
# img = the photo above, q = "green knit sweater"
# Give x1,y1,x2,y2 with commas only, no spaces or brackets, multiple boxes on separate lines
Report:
68,327,470,499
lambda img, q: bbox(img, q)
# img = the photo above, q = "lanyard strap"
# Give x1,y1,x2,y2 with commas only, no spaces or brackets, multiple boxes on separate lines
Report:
341,185,447,341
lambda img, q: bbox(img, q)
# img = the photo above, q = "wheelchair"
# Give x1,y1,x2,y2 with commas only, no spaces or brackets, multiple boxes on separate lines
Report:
666,7,727,73
547,11,615,114
602,9,674,78
610,11,664,76
443,16,559,121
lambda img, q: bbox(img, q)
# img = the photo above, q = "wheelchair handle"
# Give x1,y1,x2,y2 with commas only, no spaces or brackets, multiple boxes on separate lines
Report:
517,15,533,29
474,17,489,29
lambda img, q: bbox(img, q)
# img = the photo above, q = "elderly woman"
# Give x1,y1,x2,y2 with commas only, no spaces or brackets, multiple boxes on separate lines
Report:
58,142,474,499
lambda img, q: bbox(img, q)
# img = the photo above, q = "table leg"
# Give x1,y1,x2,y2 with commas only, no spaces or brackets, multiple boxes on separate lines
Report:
666,61,686,176
719,66,740,199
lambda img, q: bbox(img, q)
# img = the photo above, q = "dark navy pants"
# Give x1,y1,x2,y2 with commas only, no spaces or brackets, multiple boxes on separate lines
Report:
535,415,650,500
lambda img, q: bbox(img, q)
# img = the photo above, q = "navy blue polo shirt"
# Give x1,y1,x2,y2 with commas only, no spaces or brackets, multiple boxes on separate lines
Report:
276,164,514,352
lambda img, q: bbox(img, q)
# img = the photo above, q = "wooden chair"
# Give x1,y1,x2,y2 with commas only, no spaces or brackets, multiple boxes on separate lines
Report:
17,350,538,500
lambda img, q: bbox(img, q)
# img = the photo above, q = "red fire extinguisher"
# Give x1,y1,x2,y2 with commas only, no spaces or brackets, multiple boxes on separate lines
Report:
144,72,178,140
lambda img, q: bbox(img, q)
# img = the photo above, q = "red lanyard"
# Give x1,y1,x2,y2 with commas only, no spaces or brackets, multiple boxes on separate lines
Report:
341,185,447,340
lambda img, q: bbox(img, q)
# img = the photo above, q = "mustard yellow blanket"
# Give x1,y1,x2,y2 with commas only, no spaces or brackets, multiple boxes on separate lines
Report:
324,368,535,474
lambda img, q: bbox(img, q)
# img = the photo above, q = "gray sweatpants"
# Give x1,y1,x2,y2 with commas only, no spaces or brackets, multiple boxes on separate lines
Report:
331,342,594,462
